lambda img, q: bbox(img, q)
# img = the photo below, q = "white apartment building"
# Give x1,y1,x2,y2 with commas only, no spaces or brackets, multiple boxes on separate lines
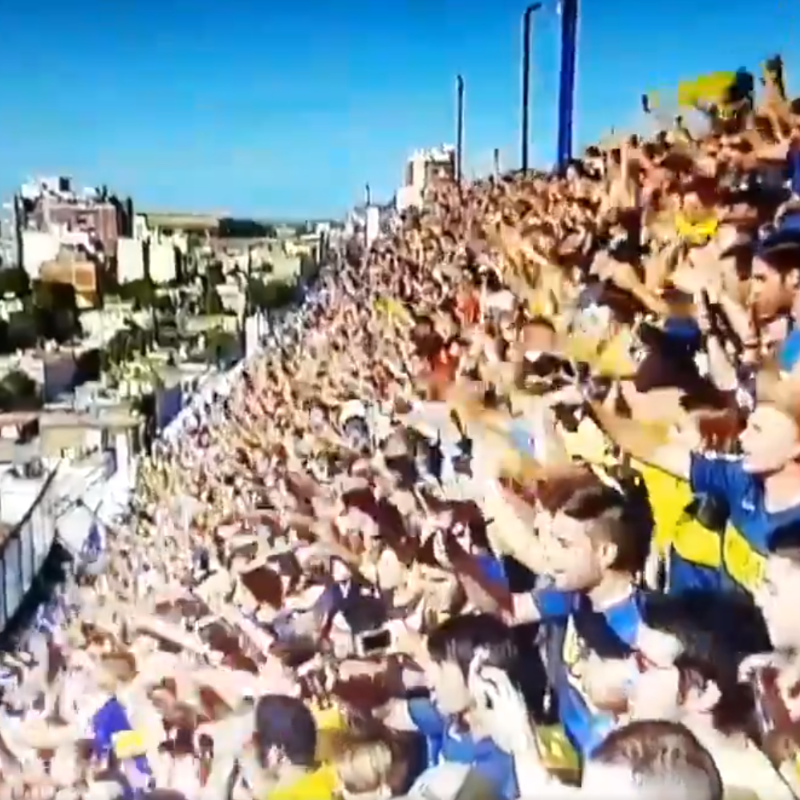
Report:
396,145,456,210
16,176,120,280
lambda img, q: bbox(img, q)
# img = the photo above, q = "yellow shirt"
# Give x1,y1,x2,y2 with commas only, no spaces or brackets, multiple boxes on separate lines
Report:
536,724,580,784
560,417,613,466
309,703,346,763
635,462,692,556
638,461,727,579
266,765,338,800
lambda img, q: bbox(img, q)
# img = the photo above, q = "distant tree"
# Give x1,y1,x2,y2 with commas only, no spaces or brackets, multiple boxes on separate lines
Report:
246,277,296,312
96,262,120,305
118,278,156,310
0,321,9,354
255,260,274,275
299,252,318,282
203,281,224,315
104,330,131,369
186,232,204,252
153,292,175,313
154,306,179,349
0,267,31,298
73,348,102,385
127,322,152,355
33,282,82,343
0,369,40,412
204,329,241,367
218,218,277,239
206,263,225,287
5,312,38,351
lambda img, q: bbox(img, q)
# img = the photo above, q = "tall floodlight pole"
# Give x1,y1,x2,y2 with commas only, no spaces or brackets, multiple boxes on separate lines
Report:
363,183,371,249
521,3,542,173
557,0,579,170
456,75,465,185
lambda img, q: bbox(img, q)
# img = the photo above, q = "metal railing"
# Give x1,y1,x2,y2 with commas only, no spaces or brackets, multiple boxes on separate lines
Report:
0,469,59,630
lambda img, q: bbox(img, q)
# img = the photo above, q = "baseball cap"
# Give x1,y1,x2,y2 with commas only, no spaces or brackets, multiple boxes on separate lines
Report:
394,764,501,800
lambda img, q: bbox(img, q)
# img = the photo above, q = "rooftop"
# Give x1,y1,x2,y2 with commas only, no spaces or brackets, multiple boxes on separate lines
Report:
141,212,221,231
0,404,140,434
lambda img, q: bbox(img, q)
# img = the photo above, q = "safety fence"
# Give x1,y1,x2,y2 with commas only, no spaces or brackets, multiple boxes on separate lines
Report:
0,468,59,630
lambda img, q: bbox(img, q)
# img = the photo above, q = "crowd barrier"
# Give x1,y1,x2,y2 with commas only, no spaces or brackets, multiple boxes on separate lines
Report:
0,468,59,631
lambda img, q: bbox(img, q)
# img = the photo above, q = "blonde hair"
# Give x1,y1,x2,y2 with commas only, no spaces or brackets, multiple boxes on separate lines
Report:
329,731,396,796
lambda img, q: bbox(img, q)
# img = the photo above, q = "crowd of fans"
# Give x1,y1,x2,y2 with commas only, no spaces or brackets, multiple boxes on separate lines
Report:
1,62,800,800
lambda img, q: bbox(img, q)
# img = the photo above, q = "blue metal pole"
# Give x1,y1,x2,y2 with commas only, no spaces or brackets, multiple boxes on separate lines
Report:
521,3,542,172
456,75,465,185
557,0,579,170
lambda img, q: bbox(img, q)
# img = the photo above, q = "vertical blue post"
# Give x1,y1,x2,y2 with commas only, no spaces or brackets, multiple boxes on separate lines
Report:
557,0,579,170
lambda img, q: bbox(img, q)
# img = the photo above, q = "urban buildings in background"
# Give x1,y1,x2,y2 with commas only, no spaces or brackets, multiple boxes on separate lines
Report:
396,145,455,211
0,173,350,633
0,172,343,451
11,176,132,305
1,175,337,301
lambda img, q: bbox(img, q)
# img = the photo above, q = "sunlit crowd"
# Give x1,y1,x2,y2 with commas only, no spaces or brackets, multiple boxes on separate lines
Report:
1,61,800,800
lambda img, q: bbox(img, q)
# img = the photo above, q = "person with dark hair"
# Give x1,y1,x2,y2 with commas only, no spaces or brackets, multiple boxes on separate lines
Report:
577,591,791,797
253,693,337,800
378,613,520,799
744,519,800,714
505,479,665,758
451,652,725,799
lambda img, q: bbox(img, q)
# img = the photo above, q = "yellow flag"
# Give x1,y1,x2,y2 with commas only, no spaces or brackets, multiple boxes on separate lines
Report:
676,71,736,108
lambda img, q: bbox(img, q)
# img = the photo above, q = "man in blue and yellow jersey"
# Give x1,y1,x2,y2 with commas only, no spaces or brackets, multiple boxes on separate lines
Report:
594,381,800,599
507,480,680,757
564,315,730,598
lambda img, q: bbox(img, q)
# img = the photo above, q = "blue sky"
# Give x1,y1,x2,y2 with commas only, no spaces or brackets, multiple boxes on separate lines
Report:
0,0,797,219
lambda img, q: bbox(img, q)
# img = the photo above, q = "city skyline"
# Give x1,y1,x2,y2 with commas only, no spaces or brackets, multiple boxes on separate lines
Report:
1,0,798,219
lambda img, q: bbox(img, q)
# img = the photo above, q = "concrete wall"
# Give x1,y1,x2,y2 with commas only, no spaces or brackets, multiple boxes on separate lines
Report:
21,230,59,277
150,241,176,284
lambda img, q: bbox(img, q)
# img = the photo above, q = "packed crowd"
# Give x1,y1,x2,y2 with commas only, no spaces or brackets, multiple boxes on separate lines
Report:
2,64,800,800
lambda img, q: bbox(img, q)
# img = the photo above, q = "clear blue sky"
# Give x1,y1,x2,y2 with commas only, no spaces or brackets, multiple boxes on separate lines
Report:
0,0,797,219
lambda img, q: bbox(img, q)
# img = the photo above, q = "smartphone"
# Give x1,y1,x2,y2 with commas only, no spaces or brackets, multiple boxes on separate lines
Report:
359,629,391,654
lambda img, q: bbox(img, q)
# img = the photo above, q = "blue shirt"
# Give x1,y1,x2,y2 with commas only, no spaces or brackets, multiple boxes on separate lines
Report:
475,553,509,589
92,697,153,796
789,146,800,197
779,329,800,373
535,588,642,756
407,697,519,799
690,453,800,594
666,496,727,596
